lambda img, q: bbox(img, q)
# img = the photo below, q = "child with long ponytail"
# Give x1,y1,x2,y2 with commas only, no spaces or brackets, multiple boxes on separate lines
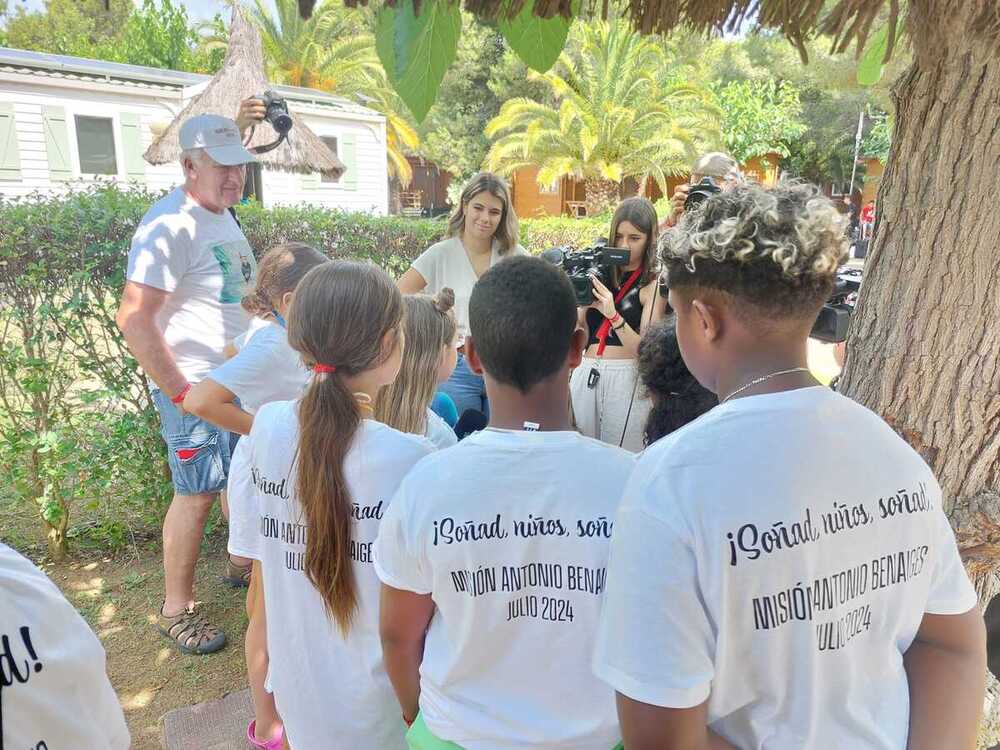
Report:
236,261,434,749
375,288,459,449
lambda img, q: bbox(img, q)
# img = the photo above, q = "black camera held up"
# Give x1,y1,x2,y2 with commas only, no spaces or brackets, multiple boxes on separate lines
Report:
248,90,292,155
684,177,723,211
810,267,862,343
541,239,631,306
259,90,292,135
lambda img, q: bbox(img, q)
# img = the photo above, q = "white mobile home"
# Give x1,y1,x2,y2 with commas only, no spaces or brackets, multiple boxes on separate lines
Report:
0,47,389,213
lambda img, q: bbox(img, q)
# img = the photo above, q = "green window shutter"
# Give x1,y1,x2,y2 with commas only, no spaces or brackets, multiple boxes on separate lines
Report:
299,170,320,189
341,133,357,190
119,112,145,183
42,105,73,181
0,102,21,181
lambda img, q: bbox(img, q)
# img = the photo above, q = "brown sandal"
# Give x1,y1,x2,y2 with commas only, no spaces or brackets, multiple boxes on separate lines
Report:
157,604,227,655
222,557,252,588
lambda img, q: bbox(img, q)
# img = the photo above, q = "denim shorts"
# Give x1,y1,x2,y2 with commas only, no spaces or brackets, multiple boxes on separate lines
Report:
151,388,237,496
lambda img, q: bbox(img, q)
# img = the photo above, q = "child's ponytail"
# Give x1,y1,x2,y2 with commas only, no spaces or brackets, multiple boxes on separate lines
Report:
286,261,404,633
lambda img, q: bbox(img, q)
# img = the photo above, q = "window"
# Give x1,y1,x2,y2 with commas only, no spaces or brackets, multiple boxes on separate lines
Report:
538,179,559,194
74,115,117,175
320,136,339,183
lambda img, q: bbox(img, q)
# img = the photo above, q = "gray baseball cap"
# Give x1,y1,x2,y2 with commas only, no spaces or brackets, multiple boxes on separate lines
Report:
179,115,257,166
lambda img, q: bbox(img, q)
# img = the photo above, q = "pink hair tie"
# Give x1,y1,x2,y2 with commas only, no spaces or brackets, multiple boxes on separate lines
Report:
313,364,337,374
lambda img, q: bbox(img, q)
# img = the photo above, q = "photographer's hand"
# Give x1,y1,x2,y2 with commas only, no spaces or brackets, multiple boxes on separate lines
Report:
668,183,690,226
236,97,266,138
590,277,618,320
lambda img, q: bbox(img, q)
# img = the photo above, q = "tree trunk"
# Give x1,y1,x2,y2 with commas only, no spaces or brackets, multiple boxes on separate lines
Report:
839,3,999,744
583,178,620,216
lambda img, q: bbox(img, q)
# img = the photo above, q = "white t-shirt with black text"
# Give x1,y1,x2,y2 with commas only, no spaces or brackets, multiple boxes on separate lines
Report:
425,408,457,450
236,401,434,750
127,187,256,383
375,428,635,750
0,543,130,750
210,321,309,414
593,387,978,750
411,237,528,340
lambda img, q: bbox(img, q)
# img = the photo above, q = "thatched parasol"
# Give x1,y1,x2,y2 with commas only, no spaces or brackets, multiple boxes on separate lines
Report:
145,6,345,177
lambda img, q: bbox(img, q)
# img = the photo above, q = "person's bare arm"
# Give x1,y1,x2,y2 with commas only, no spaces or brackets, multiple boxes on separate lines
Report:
379,584,434,722
616,694,738,750
905,607,986,750
116,281,188,402
184,378,254,435
397,267,428,295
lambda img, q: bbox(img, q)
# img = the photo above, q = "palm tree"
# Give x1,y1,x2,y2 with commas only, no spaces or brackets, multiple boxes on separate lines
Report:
485,21,722,215
242,0,418,185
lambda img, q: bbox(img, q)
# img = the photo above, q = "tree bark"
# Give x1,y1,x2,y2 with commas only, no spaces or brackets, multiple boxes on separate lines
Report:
839,2,999,744
583,178,620,216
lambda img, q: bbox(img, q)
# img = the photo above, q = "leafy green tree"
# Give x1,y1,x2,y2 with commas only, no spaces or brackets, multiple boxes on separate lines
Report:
417,15,547,185
861,110,892,162
484,20,721,215
97,0,219,73
713,78,807,163
5,0,132,57
242,0,419,184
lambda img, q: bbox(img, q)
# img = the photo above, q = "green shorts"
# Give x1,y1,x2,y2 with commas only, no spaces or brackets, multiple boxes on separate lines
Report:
405,713,624,750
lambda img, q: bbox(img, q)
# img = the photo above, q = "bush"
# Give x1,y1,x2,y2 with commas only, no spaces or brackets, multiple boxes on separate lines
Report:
0,184,605,555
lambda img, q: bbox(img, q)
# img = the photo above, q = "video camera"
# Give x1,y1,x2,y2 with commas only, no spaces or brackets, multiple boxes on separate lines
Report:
540,239,631,306
810,267,862,343
684,177,723,211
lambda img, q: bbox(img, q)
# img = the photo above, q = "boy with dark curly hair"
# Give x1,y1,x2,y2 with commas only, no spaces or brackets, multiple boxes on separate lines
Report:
594,182,984,750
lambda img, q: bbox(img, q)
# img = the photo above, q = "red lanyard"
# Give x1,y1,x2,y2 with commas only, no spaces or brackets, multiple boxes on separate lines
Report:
595,268,642,357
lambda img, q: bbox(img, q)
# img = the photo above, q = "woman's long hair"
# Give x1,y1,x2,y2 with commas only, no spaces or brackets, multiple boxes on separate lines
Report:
375,289,456,435
608,197,659,287
286,261,404,633
241,242,328,318
446,172,519,255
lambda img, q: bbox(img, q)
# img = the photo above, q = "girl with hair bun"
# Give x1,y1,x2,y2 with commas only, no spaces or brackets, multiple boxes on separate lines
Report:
233,261,434,750
375,288,460,449
185,241,328,750
397,172,528,419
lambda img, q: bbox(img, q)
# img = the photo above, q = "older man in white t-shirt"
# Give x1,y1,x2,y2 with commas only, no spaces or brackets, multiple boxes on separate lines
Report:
115,115,257,654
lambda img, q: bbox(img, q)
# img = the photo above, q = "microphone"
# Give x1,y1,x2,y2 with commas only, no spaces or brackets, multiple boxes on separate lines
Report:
454,409,488,440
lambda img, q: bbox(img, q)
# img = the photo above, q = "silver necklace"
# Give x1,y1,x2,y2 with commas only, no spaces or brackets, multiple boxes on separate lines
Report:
721,367,810,404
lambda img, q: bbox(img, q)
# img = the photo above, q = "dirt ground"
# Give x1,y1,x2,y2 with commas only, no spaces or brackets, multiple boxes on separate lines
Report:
3,508,250,750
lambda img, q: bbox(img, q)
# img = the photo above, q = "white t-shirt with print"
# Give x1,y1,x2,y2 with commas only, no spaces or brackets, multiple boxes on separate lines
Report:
375,428,635,750
411,237,528,339
425,408,457,450
209,322,309,414
0,543,130,750
236,400,434,750
127,187,256,383
593,387,978,750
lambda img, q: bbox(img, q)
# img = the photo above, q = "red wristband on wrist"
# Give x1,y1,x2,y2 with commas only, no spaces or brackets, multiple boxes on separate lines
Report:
171,383,191,404
609,312,622,324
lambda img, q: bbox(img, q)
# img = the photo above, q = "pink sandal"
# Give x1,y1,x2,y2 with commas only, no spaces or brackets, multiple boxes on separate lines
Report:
247,720,284,750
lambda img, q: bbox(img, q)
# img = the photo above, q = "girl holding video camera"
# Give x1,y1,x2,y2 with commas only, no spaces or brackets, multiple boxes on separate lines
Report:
571,196,668,452
397,172,527,421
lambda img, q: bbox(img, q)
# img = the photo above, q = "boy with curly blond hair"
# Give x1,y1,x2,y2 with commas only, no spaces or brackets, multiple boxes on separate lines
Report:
594,182,985,750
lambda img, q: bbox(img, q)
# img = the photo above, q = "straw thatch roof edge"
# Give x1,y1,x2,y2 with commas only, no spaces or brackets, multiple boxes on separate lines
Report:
145,6,345,177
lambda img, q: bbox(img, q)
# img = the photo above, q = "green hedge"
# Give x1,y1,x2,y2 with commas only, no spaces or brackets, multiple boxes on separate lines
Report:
0,185,606,555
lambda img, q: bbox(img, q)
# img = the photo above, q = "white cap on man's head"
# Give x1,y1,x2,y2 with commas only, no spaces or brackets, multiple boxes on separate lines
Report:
692,152,739,179
179,115,257,166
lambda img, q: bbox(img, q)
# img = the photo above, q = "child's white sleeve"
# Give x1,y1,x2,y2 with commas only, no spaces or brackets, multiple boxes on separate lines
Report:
227,436,260,561
593,489,714,709
925,507,978,615
373,478,432,595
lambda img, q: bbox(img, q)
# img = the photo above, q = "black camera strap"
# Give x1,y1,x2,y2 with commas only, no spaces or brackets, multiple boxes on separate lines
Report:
242,123,289,155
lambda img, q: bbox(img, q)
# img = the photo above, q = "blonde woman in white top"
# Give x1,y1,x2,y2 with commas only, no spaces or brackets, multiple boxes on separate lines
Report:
397,172,527,418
